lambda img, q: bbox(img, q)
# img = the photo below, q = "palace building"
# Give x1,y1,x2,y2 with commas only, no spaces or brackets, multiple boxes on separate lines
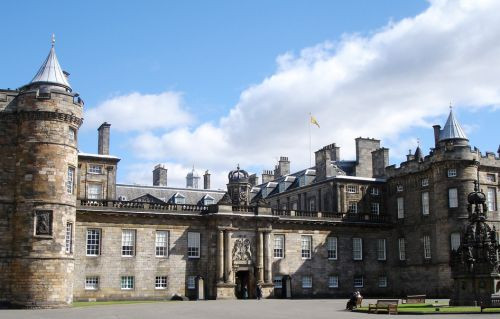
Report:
0,41,499,308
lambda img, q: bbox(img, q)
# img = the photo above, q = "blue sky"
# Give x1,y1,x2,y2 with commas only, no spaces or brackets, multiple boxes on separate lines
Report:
1,0,499,188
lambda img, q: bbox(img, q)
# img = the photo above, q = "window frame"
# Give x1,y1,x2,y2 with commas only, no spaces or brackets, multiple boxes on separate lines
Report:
273,276,283,289
421,178,429,187
86,228,101,256
187,232,201,258
371,202,380,215
353,276,364,288
397,197,404,219
68,126,76,142
423,235,431,260
85,276,99,290
398,238,406,261
66,166,75,194
421,192,430,215
487,187,497,211
88,164,103,175
302,276,313,289
377,238,386,261
371,187,380,196
155,230,169,258
447,168,457,178
187,276,196,290
396,184,404,192
378,276,388,288
450,232,461,251
327,237,338,260
348,201,358,214
87,183,103,200
121,276,134,290
448,188,458,208
65,222,73,254
301,235,312,260
352,237,363,261
121,229,136,257
347,185,358,194
155,276,168,290
328,275,339,288
273,234,285,259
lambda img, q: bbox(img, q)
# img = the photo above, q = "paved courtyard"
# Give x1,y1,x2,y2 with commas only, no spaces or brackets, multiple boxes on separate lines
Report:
0,299,498,319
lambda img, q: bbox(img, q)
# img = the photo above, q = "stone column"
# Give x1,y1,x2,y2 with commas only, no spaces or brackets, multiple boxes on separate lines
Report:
264,231,272,283
217,229,224,283
224,230,233,283
257,231,264,283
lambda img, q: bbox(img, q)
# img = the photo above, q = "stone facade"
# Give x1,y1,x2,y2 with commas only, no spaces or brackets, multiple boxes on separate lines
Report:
0,42,499,308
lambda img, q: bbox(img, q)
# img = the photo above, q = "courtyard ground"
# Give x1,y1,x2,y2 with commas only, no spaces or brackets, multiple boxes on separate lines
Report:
0,299,498,319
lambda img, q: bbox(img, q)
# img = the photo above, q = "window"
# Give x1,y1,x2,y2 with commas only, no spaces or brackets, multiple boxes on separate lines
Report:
85,276,99,290
298,176,305,187
187,276,196,289
377,239,386,261
421,178,429,187
397,197,404,219
301,236,312,259
371,187,380,196
328,275,339,288
487,187,497,211
88,183,102,200
203,197,214,205
173,194,186,204
65,222,73,254
396,184,404,192
422,192,429,215
308,197,316,211
291,202,298,210
348,202,358,214
155,276,168,289
66,167,75,194
353,276,364,288
447,168,457,177
347,185,358,193
121,229,135,257
371,203,380,215
279,183,286,193
327,237,338,260
155,231,169,257
274,234,284,258
86,229,101,256
451,233,461,251
378,276,388,288
398,238,406,261
88,164,103,174
273,276,283,288
448,188,458,208
187,232,200,258
121,276,134,290
423,235,431,259
68,127,76,142
352,238,363,260
486,174,496,183
302,276,312,288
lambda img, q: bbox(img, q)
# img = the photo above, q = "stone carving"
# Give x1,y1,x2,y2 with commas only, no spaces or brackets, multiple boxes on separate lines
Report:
232,237,252,262
35,210,52,235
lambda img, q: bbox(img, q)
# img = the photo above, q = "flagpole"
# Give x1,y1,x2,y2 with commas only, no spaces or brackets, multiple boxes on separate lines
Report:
309,112,312,167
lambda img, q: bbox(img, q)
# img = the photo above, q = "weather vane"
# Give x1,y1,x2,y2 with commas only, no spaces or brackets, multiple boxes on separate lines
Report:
51,34,55,47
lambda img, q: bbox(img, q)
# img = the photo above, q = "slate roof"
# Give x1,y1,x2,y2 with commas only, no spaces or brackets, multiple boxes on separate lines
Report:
439,109,468,141
30,37,71,90
116,184,226,205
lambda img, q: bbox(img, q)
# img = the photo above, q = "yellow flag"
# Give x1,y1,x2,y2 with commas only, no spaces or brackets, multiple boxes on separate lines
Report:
310,115,320,128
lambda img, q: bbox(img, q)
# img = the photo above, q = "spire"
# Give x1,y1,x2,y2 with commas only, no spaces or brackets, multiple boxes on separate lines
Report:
29,34,71,90
414,139,423,162
438,106,468,142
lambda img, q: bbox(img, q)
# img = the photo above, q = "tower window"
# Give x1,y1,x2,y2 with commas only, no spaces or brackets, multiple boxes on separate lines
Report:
65,222,73,254
447,168,457,178
68,127,76,142
448,188,458,208
397,197,404,219
421,178,429,187
67,167,75,194
422,192,430,215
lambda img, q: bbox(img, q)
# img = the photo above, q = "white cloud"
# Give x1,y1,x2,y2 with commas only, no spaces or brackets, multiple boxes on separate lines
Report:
84,91,192,132
107,0,500,188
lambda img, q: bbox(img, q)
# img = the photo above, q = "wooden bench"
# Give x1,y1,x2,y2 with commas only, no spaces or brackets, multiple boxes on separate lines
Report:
402,295,426,304
481,296,500,312
368,299,399,314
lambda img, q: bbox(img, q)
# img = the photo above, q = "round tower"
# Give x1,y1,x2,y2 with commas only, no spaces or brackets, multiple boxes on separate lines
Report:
9,36,83,308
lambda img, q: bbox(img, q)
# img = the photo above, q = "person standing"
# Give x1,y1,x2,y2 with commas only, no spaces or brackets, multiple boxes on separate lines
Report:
256,283,263,300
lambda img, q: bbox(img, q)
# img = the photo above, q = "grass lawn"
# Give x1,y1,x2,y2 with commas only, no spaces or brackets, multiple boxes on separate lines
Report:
72,300,170,307
355,303,500,314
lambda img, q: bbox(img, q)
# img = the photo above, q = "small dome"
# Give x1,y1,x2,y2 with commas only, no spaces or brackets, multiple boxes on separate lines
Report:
228,165,249,182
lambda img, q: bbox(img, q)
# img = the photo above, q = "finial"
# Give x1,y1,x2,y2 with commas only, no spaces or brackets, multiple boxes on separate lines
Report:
417,138,420,148
449,101,452,110
237,163,240,170
51,34,55,47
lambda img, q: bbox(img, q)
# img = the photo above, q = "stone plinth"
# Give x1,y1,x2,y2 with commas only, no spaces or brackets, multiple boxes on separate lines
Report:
216,283,236,299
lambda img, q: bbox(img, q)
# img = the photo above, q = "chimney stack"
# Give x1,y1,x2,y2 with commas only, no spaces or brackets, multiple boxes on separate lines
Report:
274,156,290,178
153,164,168,186
98,122,111,155
262,170,274,184
249,174,259,187
432,125,441,148
203,170,211,189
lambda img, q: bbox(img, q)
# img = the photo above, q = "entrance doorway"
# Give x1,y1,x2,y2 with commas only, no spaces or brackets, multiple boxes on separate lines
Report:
235,271,251,299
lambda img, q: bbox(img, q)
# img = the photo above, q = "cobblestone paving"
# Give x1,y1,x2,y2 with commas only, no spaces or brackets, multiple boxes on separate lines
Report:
0,299,498,319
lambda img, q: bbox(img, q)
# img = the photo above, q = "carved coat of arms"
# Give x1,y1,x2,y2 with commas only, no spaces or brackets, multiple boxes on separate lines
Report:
232,237,252,261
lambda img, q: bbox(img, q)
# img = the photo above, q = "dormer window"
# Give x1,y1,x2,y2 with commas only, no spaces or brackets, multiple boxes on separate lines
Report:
299,176,306,187
279,183,286,193
202,195,215,205
447,168,457,178
172,193,185,204
396,185,404,192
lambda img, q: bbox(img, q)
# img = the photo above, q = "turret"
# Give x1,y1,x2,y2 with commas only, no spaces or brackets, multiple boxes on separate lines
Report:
436,107,469,149
1,36,83,308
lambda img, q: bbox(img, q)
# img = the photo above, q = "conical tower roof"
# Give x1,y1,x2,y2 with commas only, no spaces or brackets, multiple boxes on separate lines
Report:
439,108,468,141
414,146,423,161
29,35,71,90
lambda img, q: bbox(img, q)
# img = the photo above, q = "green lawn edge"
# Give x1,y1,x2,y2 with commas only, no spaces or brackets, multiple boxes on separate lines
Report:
354,303,500,314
